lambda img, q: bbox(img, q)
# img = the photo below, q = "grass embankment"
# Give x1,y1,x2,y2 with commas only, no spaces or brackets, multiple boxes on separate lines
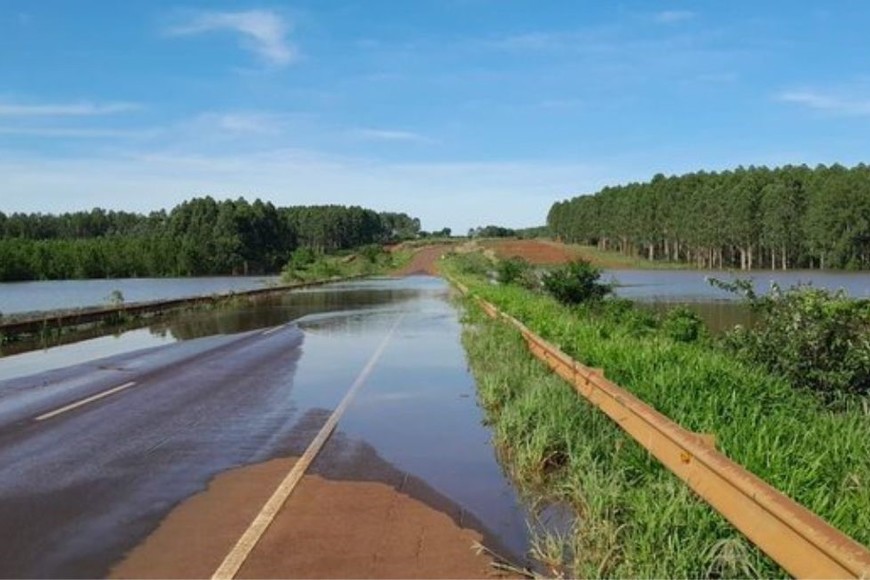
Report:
447,255,870,577
281,245,413,282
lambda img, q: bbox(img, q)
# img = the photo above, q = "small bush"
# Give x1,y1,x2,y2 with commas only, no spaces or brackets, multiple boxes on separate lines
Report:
542,260,611,305
289,247,316,269
451,251,493,276
662,306,706,343
496,257,531,285
106,289,125,306
716,280,870,398
359,244,385,263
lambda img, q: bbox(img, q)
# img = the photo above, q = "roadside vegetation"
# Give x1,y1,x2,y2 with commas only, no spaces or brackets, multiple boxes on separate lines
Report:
280,244,412,282
447,250,870,577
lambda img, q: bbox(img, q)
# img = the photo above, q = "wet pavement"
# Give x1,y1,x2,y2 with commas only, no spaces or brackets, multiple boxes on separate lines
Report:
0,276,534,578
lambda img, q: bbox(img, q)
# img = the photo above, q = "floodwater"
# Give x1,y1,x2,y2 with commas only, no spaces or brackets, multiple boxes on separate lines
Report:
3,269,867,317
0,276,280,315
605,268,870,301
604,268,870,333
0,276,541,573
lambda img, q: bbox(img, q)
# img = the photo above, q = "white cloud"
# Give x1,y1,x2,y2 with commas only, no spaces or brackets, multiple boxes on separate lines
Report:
0,101,140,117
168,10,297,66
654,10,696,24
348,128,432,143
778,90,870,116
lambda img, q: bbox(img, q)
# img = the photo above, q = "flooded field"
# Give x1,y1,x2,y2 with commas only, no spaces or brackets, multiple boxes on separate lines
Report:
605,268,870,333
606,268,870,302
0,276,280,315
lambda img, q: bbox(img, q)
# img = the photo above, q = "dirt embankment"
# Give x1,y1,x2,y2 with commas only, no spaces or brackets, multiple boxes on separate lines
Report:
393,245,455,276
480,239,578,265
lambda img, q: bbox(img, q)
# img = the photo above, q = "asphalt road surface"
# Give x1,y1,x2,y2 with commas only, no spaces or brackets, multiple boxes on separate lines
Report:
0,324,310,577
0,277,531,578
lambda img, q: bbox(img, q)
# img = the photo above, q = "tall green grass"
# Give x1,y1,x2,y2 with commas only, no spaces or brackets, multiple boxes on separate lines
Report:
462,306,774,577
449,256,870,577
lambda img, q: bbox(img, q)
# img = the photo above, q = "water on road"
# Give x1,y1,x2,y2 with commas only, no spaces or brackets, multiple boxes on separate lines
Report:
0,276,535,577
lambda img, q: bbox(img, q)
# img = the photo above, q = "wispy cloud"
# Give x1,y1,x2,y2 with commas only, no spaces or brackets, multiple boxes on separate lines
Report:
205,112,285,135
654,10,696,24
0,101,140,117
167,10,297,66
485,32,569,52
0,126,154,138
778,90,870,116
348,128,433,143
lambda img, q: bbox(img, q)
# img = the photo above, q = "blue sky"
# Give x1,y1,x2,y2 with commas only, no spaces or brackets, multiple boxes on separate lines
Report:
2,1,869,232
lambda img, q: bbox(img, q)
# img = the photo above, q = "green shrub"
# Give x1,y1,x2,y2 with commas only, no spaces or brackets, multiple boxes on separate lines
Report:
542,260,611,305
496,257,531,285
720,283,870,398
662,306,706,343
359,244,385,263
449,251,493,276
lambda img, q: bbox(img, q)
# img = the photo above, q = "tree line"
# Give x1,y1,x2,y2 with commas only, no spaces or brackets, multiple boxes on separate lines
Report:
548,164,870,270
0,197,421,281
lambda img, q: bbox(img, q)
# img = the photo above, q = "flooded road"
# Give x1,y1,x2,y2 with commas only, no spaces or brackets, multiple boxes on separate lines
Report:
0,276,532,577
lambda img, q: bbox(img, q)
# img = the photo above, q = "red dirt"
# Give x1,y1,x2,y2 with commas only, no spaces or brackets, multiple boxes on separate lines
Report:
480,239,581,265
393,245,454,276
111,457,504,579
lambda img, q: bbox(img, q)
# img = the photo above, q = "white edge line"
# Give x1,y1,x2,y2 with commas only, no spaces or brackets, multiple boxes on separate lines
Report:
34,381,137,422
211,314,405,580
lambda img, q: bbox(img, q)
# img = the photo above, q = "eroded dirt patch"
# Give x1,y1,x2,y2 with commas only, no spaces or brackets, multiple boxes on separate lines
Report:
480,239,581,265
393,245,454,276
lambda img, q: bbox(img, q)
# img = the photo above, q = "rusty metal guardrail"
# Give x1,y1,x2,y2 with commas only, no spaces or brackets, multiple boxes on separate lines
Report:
450,277,870,578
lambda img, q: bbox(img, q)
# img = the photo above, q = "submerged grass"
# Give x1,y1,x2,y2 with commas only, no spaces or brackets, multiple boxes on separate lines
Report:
451,256,870,577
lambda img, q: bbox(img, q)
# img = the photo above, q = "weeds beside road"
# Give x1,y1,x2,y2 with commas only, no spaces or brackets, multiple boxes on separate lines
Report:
448,252,870,578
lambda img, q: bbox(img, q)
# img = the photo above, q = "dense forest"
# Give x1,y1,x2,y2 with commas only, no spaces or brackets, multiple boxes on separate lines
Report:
548,164,870,270
0,197,421,281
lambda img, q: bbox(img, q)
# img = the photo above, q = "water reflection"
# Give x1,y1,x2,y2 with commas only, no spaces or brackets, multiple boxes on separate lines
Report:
162,288,418,340
1,284,421,358
640,301,755,335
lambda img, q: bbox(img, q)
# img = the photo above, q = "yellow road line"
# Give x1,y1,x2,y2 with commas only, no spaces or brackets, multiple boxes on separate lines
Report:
212,314,405,580
261,324,286,336
34,381,137,422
